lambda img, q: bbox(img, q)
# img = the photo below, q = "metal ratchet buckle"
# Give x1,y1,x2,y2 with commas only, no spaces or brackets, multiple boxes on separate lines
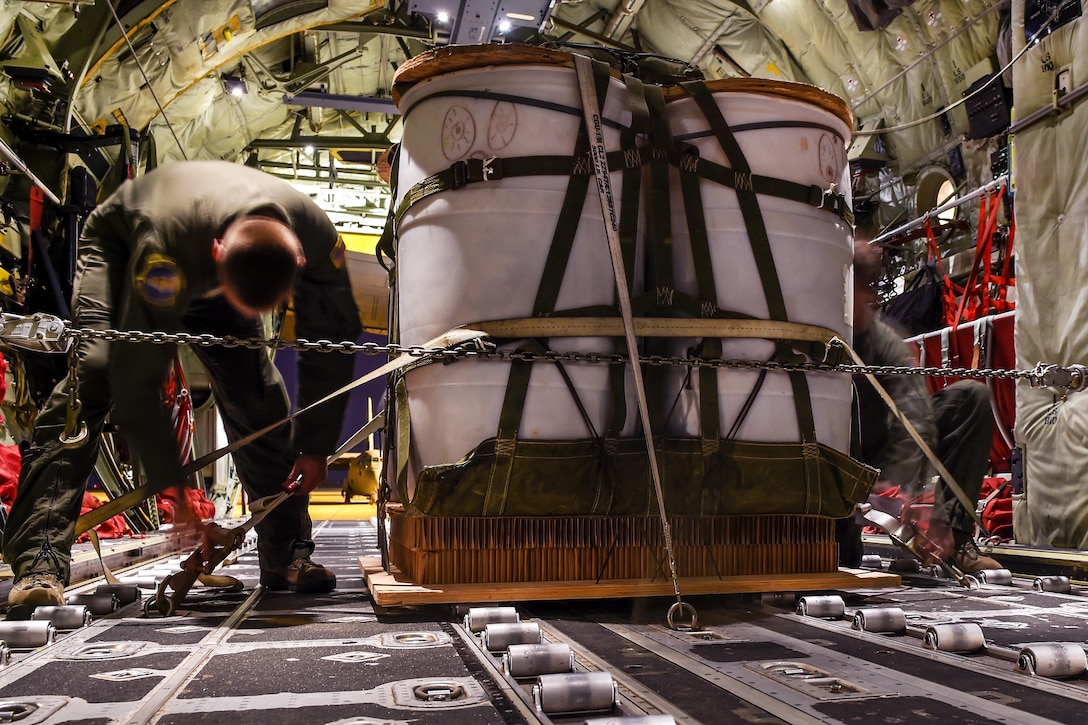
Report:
1031,363,1088,391
0,312,72,353
149,522,248,617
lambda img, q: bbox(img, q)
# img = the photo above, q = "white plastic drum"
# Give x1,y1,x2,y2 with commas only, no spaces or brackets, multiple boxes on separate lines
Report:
393,47,637,488
662,80,854,452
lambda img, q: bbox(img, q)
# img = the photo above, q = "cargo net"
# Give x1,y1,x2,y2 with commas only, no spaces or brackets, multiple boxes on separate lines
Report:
387,504,836,585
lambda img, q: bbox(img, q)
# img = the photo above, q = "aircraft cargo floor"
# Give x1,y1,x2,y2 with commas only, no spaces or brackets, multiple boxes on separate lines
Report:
3,510,1088,723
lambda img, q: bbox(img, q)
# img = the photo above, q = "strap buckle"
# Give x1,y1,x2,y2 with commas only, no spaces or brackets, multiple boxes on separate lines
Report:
450,157,503,189
481,156,501,181
812,183,855,226
0,312,71,353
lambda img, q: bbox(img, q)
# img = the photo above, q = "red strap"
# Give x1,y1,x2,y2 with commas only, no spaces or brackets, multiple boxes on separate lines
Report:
953,185,1005,325
28,186,44,233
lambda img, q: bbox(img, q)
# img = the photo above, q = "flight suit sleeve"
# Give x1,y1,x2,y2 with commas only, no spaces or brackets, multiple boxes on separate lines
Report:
290,227,362,456
99,219,189,488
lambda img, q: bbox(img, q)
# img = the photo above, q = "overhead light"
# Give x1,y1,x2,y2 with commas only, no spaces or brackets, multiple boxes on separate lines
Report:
408,0,555,44
304,145,316,154
222,75,248,96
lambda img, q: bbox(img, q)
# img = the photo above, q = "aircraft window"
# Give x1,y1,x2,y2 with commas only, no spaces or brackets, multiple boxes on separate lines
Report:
936,179,958,222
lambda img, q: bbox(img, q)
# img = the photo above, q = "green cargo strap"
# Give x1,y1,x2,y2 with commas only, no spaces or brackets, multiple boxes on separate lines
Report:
140,131,157,173
679,80,822,495
394,147,653,228
668,149,853,226
605,74,654,438
376,142,401,272
680,81,788,322
642,82,678,433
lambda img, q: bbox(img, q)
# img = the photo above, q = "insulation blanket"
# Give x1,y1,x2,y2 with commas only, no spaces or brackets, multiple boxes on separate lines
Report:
1011,3,1088,546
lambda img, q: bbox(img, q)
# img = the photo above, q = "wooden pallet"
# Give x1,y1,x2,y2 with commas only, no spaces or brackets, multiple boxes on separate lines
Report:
361,556,901,607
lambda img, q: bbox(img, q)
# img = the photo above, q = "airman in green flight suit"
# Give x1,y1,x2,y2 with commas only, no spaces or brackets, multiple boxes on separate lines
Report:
3,160,362,607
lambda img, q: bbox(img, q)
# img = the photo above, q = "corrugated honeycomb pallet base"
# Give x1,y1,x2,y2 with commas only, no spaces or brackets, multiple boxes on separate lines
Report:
380,507,895,592
360,556,901,607
387,538,839,584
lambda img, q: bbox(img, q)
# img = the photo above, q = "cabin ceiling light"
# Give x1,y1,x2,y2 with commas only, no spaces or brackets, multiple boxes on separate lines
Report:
222,75,248,96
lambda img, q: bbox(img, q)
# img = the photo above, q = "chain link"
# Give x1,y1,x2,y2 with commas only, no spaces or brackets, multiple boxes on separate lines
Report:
61,325,1057,384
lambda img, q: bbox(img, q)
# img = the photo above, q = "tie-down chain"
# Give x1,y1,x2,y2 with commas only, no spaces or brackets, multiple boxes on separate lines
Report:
2,313,1081,390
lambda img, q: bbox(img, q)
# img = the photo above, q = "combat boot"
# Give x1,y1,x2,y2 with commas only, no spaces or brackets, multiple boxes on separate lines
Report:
951,538,1002,573
260,557,336,593
8,572,65,607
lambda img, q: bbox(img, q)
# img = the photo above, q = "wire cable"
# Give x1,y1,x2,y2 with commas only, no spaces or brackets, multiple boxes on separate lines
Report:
103,0,189,160
855,3,1071,137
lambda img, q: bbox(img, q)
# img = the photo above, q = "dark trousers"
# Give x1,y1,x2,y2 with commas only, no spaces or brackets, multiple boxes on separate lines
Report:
931,380,993,537
2,294,313,582
838,379,992,565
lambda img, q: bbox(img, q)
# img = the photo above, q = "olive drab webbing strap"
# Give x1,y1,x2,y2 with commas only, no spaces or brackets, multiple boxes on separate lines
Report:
638,82,678,434
375,143,401,270
481,57,615,513
678,79,824,503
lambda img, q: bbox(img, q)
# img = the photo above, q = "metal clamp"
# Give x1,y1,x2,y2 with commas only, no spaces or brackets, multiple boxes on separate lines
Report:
1029,363,1088,391
0,313,72,353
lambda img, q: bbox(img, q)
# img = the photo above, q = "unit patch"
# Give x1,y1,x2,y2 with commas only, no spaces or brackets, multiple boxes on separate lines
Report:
135,254,185,306
331,235,347,269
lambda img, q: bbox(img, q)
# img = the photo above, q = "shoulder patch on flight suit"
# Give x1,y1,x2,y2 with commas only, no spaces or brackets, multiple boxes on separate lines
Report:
134,254,185,306
330,235,347,269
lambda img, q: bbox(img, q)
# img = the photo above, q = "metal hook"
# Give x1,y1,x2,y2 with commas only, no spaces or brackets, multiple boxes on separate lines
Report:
666,600,698,631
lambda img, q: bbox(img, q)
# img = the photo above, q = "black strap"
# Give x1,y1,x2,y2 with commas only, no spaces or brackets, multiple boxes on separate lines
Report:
668,149,854,226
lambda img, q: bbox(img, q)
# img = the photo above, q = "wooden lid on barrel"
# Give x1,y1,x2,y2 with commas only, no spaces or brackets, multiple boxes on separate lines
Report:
392,44,579,105
663,77,853,133
393,44,852,136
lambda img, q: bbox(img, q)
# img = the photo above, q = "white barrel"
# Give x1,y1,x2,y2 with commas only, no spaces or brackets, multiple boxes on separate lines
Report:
534,671,616,714
852,607,907,634
923,623,986,652
482,621,542,652
796,595,845,619
861,555,883,569
504,642,575,677
1017,642,1088,678
393,47,637,489
662,80,853,453
465,606,519,633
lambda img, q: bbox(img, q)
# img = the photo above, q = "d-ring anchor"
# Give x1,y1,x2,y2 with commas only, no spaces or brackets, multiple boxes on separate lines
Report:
59,421,89,447
666,600,698,631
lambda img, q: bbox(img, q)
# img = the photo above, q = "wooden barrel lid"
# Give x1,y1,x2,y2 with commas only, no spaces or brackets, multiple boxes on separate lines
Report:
663,77,853,133
392,44,579,106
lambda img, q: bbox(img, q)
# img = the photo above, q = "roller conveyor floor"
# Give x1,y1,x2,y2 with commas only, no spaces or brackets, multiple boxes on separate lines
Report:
3,519,1088,723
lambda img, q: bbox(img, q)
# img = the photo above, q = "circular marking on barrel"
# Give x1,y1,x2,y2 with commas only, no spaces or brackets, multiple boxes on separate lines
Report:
818,133,841,184
442,105,476,160
487,101,518,150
